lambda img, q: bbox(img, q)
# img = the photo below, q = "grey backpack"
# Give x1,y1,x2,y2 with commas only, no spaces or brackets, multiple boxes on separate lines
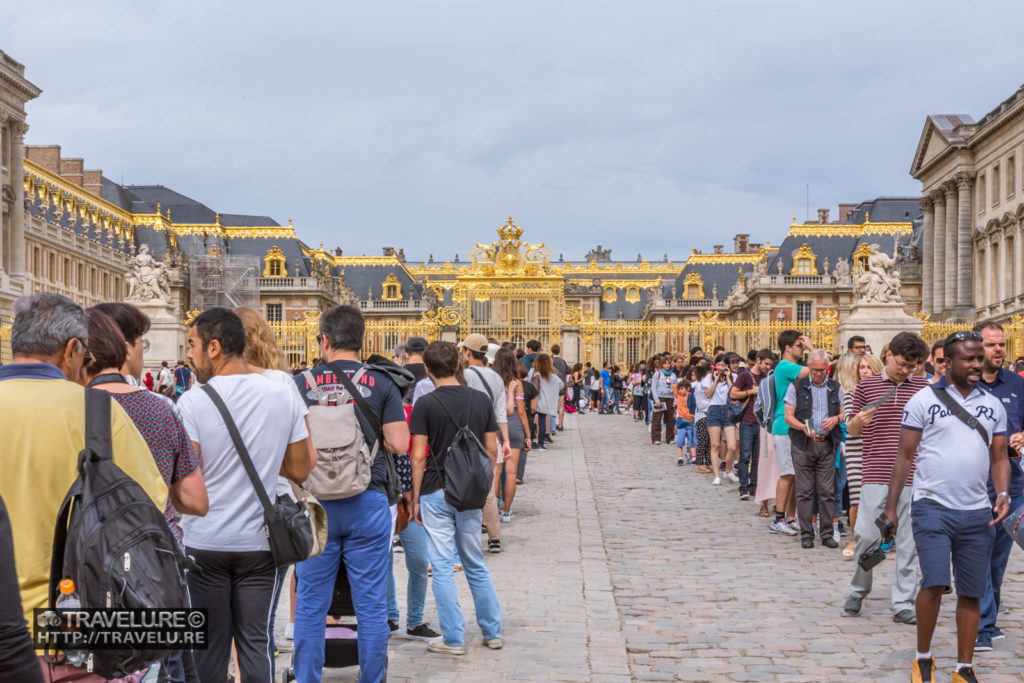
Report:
302,367,379,500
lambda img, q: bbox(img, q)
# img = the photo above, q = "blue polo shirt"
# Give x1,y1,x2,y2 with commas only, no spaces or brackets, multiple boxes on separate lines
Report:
600,369,611,387
978,368,1024,498
0,362,67,381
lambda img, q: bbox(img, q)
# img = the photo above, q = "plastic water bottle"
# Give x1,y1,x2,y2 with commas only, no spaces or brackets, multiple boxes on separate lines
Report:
56,578,86,667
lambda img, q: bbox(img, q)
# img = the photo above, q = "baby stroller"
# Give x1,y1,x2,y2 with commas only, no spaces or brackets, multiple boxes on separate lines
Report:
283,561,380,681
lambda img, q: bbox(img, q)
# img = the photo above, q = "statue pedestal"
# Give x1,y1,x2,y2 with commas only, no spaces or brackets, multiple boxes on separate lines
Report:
135,300,186,369
838,302,922,357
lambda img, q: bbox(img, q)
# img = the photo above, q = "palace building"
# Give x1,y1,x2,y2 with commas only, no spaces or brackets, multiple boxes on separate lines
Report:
0,47,930,367
912,83,1024,322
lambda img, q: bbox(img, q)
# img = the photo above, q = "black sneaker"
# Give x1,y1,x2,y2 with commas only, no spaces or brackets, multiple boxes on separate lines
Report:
952,667,979,683
405,623,442,642
388,620,400,637
488,539,502,554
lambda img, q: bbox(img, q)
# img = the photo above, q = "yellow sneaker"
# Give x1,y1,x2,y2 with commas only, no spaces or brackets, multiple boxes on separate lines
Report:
951,666,979,683
912,657,936,683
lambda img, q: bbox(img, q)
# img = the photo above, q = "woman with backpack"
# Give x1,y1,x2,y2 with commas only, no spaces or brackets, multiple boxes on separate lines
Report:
80,306,209,682
528,354,564,452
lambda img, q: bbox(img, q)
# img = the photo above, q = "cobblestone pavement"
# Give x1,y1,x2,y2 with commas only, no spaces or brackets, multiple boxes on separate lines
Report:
274,411,1024,681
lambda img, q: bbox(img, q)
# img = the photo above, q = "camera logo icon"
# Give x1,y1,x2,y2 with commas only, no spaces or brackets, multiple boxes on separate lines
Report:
37,610,61,628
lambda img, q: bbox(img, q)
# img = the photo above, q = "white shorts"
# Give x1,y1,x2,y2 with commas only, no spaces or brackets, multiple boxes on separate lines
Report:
772,433,794,477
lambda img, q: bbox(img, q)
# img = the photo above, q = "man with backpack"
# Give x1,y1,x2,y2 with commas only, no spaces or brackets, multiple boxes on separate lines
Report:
410,341,502,656
0,293,168,679
292,305,410,683
177,308,311,683
171,359,193,400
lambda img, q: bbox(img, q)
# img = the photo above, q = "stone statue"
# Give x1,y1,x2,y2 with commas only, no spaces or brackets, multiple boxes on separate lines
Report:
126,244,171,303
833,257,850,280
335,276,359,306
753,256,767,278
853,244,902,304
423,286,440,313
776,258,784,275
822,257,830,274
712,284,718,299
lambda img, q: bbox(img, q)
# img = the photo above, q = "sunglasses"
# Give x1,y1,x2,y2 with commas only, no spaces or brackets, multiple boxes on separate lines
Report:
947,330,982,344
933,357,947,365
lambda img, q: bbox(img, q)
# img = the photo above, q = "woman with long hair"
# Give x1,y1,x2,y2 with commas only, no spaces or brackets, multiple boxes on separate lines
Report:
493,348,530,519
691,364,712,472
702,353,739,486
835,351,883,559
570,363,584,413
529,353,564,451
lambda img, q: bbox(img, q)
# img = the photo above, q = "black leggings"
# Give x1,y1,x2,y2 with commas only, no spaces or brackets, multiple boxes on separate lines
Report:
0,496,42,683
186,548,277,683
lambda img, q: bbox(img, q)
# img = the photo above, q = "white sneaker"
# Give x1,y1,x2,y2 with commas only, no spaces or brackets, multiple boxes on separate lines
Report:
712,477,721,485
499,511,511,523
769,519,797,535
726,472,739,483
832,529,841,544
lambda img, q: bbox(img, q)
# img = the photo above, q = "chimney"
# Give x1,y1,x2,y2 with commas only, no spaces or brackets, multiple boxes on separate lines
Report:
713,245,724,254
25,145,61,173
817,208,830,224
838,203,856,223
82,170,103,197
733,234,750,253
59,158,84,187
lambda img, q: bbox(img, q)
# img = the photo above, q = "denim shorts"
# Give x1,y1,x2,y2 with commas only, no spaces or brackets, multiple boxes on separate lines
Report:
910,497,994,598
675,422,695,449
706,404,732,429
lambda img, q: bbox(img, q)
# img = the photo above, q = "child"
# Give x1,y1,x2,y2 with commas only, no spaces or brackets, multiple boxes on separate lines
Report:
672,378,696,466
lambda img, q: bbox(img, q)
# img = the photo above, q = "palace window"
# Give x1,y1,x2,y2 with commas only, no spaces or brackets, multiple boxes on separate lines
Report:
538,300,550,326
1009,156,1016,198
102,273,109,298
472,300,491,322
511,300,526,326
992,166,1000,207
602,337,615,365
682,272,705,299
32,247,40,276
266,303,282,323
626,337,640,364
77,264,84,291
263,246,287,278
789,244,818,275
1008,236,1016,297
978,174,986,213
64,258,70,286
796,301,812,323
48,253,56,283
382,273,403,300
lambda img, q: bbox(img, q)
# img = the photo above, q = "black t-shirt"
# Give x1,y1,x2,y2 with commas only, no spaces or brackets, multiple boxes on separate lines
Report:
403,362,427,399
410,385,497,496
294,360,406,495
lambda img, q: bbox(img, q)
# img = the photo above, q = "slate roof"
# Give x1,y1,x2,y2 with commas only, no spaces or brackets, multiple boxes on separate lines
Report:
927,114,976,144
845,197,921,224
673,262,755,299
340,264,421,300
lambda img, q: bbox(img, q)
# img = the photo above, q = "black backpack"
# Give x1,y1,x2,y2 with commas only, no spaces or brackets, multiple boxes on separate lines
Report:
48,389,189,678
427,390,494,511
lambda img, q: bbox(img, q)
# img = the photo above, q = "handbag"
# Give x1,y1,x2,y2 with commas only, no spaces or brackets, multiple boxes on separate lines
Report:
727,399,745,423
201,384,317,568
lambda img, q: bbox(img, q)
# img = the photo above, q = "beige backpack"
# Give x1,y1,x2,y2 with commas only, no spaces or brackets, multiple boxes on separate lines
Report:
302,368,379,500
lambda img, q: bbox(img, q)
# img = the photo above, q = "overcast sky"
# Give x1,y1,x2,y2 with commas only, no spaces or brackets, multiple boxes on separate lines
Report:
4,1,1024,261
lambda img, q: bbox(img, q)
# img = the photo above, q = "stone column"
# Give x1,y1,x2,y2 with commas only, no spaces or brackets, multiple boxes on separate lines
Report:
0,111,7,275
955,174,974,320
932,190,946,313
999,233,1008,304
10,120,28,281
920,196,934,314
944,183,958,310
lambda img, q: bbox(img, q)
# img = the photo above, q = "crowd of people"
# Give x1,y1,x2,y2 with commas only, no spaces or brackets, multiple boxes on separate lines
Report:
1,290,1022,683
620,327,1023,682
0,292,578,683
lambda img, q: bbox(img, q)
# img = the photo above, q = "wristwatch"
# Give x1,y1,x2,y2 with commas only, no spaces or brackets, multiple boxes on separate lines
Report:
997,492,1010,501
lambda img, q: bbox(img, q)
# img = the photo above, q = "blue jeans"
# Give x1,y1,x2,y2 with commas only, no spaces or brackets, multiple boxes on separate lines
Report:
386,518,430,628
294,490,392,683
738,421,759,493
419,489,501,646
980,493,1024,636
834,448,848,512
674,420,694,449
600,386,613,413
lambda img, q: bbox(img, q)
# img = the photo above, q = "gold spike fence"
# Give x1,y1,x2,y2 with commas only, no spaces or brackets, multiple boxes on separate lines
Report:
918,314,1024,362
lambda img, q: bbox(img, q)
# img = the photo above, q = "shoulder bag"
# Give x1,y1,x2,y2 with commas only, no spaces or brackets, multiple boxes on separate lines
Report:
201,384,319,568
930,384,989,445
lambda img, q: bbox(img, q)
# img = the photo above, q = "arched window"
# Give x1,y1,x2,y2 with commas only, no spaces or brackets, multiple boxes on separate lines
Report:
263,246,287,278
382,273,403,300
789,244,818,275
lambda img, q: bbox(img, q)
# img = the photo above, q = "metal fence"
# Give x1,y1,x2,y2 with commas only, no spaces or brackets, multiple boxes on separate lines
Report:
0,324,10,365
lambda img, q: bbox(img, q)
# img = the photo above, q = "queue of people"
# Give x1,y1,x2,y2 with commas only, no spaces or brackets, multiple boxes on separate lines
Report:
630,327,1021,683
0,294,571,682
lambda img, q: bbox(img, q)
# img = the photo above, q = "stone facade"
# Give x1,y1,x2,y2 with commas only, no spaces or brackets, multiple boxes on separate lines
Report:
911,84,1024,322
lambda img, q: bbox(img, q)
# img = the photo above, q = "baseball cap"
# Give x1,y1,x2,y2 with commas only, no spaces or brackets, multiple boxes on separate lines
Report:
406,336,428,353
458,333,489,354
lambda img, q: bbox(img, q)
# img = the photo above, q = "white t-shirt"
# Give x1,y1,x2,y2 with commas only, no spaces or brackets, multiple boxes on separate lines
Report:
901,381,1007,510
178,373,308,551
466,366,508,424
700,373,732,406
158,367,173,387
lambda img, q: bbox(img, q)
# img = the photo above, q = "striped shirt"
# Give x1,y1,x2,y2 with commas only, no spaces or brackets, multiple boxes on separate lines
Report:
851,371,929,486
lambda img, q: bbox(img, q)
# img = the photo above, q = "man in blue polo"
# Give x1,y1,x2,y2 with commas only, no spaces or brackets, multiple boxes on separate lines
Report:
889,330,1010,683
973,320,1024,652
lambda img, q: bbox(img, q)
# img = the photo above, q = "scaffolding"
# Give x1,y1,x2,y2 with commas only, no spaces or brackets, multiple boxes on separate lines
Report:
189,249,259,312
